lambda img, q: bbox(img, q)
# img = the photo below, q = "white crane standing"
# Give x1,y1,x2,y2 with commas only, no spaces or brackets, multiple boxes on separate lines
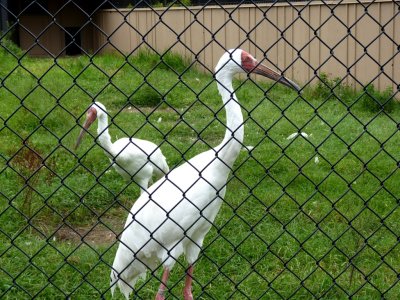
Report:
110,49,300,299
75,102,169,194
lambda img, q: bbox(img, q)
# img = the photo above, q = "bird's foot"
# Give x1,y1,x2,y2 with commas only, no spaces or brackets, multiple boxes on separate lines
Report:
183,288,193,300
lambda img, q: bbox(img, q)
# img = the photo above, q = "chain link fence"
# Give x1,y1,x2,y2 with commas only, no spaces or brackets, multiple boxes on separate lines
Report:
1,0,399,299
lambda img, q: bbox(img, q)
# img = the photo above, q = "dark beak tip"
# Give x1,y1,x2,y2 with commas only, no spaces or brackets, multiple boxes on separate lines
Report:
293,84,301,93
74,129,86,151
285,79,301,93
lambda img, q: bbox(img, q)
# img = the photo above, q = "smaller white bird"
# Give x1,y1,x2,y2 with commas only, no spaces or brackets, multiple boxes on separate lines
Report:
75,102,169,194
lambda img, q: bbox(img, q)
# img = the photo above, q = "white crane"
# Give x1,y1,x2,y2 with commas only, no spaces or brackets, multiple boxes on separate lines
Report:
110,49,300,300
75,102,169,194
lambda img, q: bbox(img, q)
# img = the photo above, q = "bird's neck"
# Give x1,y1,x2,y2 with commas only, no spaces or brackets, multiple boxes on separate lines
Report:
97,114,113,152
215,74,244,167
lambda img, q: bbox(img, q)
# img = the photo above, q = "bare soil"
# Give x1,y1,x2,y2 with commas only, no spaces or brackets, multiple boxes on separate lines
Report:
52,217,125,246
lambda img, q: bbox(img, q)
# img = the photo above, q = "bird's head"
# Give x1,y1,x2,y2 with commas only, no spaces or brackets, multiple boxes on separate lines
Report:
74,102,107,150
215,49,300,91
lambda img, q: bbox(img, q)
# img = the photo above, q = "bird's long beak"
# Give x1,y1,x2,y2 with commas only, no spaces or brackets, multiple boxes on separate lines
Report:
74,108,97,150
254,63,300,92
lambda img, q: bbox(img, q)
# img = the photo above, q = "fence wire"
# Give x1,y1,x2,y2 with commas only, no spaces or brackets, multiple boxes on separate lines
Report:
1,0,400,299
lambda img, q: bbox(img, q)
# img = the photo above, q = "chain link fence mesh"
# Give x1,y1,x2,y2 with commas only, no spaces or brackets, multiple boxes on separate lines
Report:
1,0,400,299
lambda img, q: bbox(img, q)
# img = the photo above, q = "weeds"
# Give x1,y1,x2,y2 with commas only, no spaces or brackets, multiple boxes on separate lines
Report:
0,35,24,58
359,85,395,113
10,143,43,217
128,83,163,107
312,73,396,113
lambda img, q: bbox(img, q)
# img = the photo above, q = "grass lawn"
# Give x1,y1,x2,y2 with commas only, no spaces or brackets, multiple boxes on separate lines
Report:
1,44,400,299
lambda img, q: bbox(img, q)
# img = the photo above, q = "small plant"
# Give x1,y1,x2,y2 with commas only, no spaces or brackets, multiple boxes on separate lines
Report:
313,73,397,113
0,31,24,58
313,73,353,101
159,51,191,74
10,143,44,218
152,1,165,7
313,73,337,100
150,0,192,7
129,83,163,107
128,48,191,74
357,84,395,113
128,49,163,70
173,0,192,6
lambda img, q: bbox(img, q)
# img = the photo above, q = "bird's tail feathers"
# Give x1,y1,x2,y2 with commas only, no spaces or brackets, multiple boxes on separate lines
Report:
110,270,118,298
153,154,169,178
112,271,146,300
110,262,148,299
110,283,116,298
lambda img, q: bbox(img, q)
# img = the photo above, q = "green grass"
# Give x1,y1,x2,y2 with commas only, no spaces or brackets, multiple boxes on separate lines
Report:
1,44,400,299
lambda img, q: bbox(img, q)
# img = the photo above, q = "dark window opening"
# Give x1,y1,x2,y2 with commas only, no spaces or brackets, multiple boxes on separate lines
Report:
21,0,49,15
65,27,81,56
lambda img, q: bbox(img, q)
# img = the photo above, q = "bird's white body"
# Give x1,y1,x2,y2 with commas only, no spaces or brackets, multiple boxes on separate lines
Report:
76,102,169,194
105,137,169,188
110,49,299,299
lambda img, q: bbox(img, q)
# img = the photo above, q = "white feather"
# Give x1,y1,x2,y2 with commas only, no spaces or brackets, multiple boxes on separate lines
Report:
287,131,310,140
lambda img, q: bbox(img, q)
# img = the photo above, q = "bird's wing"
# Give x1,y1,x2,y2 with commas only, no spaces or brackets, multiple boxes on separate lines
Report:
110,138,151,168
122,149,229,247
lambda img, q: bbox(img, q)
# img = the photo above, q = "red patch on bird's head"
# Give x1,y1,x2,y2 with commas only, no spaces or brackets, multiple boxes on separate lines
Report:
241,50,257,73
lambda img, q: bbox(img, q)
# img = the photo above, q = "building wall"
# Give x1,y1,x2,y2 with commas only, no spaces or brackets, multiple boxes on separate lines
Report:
19,1,96,56
94,0,399,90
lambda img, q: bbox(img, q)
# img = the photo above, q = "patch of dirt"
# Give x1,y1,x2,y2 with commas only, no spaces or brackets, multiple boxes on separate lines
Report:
53,217,125,246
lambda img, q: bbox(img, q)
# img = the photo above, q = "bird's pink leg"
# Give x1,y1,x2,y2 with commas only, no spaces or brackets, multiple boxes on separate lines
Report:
183,265,194,300
155,267,170,300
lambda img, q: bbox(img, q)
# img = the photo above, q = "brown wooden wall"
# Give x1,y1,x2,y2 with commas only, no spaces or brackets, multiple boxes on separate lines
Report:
94,0,399,90
19,1,96,57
